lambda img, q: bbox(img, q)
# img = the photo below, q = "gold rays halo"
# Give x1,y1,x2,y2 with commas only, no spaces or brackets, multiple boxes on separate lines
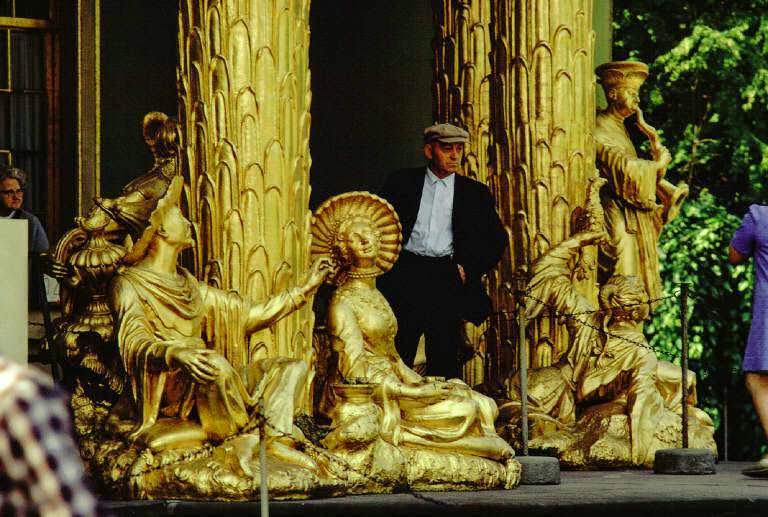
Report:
311,192,402,284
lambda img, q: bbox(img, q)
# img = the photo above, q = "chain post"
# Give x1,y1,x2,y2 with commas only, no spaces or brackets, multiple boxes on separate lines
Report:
258,398,269,516
723,383,729,461
515,274,529,456
679,283,690,449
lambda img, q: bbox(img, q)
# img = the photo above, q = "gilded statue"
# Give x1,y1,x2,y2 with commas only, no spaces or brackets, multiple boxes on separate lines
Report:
74,177,342,499
81,111,180,239
501,182,715,467
311,192,520,491
595,61,688,302
47,112,182,396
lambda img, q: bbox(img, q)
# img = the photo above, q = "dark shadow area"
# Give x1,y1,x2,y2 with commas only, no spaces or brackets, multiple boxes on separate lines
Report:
99,0,178,197
308,1,433,208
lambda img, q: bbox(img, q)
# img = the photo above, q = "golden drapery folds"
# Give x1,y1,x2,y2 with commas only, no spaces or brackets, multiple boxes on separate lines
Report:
488,0,598,375
178,0,314,375
594,61,689,303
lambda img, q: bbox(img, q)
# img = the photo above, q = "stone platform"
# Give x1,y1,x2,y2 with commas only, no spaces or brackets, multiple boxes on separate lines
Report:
105,462,768,517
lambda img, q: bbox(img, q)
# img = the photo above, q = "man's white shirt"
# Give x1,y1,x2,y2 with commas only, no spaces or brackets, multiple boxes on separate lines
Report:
404,167,454,257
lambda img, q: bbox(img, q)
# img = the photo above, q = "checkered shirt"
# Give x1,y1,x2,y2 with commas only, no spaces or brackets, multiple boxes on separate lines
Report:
0,358,99,516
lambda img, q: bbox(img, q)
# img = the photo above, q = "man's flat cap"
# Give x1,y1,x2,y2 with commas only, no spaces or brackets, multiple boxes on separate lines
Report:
423,123,470,144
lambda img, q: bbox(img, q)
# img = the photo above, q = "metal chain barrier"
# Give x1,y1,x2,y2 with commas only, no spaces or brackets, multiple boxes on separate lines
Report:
489,288,680,361
488,291,681,319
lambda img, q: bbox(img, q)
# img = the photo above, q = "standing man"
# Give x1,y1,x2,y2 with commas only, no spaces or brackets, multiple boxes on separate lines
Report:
378,123,507,380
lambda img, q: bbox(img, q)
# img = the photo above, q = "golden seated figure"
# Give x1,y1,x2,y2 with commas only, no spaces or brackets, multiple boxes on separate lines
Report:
311,192,519,491
79,177,338,499
503,229,716,468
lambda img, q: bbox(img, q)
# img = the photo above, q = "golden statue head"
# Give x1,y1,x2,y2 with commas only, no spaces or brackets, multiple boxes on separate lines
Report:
598,274,651,323
596,61,649,117
122,176,189,265
311,192,402,285
142,111,179,159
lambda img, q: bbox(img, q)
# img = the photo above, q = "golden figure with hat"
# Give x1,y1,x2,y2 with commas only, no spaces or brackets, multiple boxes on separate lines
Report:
74,176,343,499
311,192,519,491
595,61,689,302
46,112,185,400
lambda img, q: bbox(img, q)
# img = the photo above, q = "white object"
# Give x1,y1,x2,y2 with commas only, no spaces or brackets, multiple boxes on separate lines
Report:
404,167,455,257
0,219,28,364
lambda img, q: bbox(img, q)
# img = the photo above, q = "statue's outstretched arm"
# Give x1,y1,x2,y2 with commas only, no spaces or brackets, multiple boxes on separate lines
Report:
234,257,331,334
525,232,602,322
242,287,308,334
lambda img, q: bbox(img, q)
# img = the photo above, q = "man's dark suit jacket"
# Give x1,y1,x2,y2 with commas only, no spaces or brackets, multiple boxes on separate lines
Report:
379,167,508,324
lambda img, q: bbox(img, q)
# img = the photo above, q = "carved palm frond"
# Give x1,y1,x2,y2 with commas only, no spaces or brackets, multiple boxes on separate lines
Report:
179,0,313,375
434,0,596,375
486,0,597,372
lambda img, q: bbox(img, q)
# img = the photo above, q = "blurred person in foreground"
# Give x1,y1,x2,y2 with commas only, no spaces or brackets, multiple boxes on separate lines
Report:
730,205,768,477
0,356,100,516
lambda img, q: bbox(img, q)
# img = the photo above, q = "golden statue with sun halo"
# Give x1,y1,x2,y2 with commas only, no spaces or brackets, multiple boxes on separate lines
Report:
311,192,520,491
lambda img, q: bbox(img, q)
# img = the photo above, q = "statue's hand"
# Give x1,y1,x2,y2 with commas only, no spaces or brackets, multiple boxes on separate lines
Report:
574,230,608,248
169,348,220,384
655,146,672,177
415,382,452,401
42,253,71,280
305,257,333,293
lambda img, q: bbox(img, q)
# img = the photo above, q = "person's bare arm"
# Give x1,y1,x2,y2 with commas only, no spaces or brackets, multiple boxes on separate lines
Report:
728,244,748,265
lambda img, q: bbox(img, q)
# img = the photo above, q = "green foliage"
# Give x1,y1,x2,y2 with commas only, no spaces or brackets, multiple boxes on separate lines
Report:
614,1,768,458
646,193,753,436
614,1,768,210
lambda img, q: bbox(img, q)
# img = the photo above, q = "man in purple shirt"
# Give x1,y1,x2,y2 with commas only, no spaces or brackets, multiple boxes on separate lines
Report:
730,204,768,477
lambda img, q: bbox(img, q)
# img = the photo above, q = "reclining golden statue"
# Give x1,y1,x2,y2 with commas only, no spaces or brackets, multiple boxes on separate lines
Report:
501,180,715,468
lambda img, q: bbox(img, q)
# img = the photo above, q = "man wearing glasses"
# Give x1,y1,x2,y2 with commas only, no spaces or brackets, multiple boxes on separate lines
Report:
1,168,49,308
0,168,48,254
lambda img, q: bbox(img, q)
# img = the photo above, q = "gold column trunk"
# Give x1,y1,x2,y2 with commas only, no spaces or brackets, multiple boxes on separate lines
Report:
178,0,314,371
489,0,597,375
432,0,493,385
433,0,492,184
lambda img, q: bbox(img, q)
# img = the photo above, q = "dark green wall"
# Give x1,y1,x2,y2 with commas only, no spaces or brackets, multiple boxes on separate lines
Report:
308,1,434,208
99,0,178,198
594,0,614,108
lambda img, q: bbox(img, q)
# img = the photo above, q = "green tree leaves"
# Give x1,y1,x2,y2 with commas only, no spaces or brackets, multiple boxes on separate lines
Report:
614,1,767,458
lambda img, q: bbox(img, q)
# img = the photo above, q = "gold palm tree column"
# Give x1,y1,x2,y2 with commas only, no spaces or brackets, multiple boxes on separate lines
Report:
177,0,314,379
432,0,493,385
488,0,597,378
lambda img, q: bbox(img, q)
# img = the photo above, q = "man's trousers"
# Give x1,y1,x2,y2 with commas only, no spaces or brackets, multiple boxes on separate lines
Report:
378,250,463,380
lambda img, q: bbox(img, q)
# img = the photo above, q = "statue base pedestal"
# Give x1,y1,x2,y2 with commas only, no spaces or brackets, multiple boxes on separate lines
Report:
653,448,716,475
516,456,560,485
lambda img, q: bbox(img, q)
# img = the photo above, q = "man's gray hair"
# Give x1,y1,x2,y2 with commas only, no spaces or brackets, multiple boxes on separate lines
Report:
0,167,27,187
